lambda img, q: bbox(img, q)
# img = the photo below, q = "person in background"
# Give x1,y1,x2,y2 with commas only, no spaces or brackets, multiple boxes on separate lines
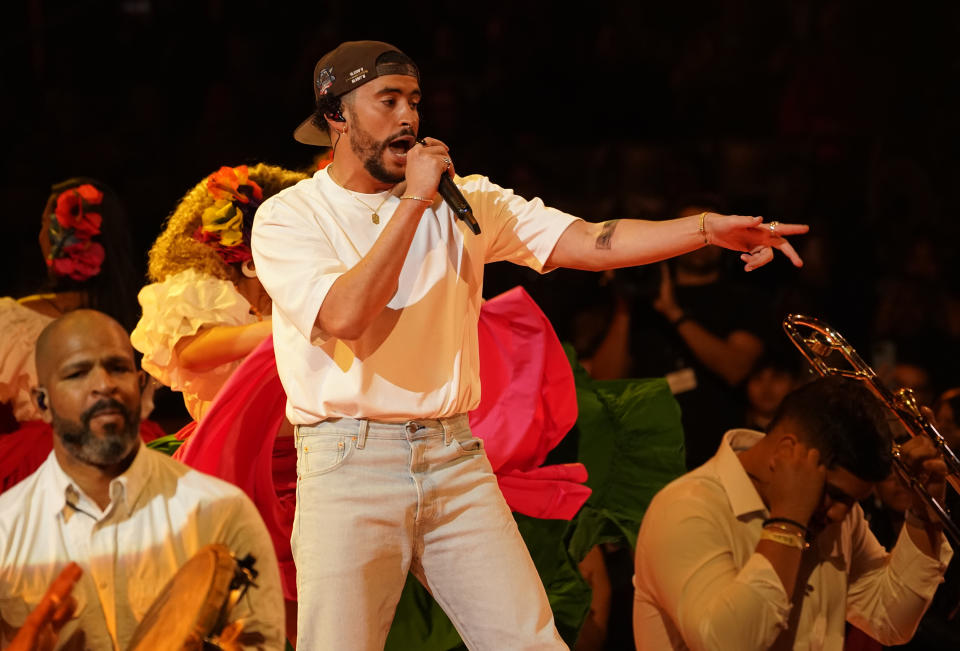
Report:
634,376,952,650
131,163,307,424
1,178,156,493
130,162,308,644
628,199,770,469
0,310,284,650
743,349,805,431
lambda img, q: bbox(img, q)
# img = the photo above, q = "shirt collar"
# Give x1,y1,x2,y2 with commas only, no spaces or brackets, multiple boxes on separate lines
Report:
46,441,149,520
714,428,768,519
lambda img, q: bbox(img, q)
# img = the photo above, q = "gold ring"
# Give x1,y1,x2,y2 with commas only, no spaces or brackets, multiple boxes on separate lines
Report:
768,221,780,236
442,157,451,165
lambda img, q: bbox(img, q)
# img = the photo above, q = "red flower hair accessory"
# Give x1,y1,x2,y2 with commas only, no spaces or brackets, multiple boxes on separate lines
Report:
47,184,106,281
193,165,264,264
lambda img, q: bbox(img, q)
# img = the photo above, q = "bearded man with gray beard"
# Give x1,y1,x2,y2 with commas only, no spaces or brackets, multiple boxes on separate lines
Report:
0,309,284,650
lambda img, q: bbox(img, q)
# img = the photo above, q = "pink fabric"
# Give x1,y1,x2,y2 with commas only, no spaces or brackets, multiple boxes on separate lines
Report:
173,285,589,599
470,286,589,516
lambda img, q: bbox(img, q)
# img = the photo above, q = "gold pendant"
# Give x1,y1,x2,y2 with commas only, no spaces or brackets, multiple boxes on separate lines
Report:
372,212,380,225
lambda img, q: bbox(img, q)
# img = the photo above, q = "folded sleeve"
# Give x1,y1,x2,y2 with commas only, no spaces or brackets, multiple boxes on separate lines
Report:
459,175,582,273
130,269,254,401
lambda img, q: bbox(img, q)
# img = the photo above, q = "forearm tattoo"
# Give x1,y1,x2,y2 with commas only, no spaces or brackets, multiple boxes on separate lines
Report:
595,219,620,250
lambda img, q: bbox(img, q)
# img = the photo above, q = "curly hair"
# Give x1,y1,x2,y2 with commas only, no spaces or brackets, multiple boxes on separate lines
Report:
147,163,308,283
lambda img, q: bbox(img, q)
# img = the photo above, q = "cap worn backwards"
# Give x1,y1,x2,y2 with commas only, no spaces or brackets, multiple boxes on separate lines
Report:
293,40,420,147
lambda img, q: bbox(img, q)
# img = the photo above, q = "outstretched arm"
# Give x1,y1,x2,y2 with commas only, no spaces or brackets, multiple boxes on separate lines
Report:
547,213,808,272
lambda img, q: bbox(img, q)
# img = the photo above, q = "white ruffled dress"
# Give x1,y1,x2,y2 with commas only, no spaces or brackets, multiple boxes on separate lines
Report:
0,298,53,422
131,268,257,421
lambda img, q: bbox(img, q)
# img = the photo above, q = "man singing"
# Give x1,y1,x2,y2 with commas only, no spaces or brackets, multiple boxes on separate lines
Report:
252,39,808,649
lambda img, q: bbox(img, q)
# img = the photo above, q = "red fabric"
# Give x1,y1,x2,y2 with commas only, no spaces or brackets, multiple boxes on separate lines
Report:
0,419,169,494
172,336,295,597
0,420,52,493
173,285,589,599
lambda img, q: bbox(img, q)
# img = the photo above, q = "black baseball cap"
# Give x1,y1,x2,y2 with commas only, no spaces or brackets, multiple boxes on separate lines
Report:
293,40,420,146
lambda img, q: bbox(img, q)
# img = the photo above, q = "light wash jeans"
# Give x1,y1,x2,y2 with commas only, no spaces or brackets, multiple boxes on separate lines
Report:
292,414,567,650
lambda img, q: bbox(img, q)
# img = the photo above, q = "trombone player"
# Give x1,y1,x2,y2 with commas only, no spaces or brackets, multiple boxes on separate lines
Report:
633,376,953,650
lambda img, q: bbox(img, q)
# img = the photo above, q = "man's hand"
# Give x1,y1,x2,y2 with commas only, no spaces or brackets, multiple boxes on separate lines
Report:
405,137,453,199
651,262,683,323
897,431,948,523
704,214,809,271
6,563,82,651
765,441,826,527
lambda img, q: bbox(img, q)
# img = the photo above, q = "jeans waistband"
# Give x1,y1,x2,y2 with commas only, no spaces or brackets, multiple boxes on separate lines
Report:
296,414,470,443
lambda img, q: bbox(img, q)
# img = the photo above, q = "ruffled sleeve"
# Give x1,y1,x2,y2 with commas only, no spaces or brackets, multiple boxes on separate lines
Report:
0,298,53,422
131,269,256,420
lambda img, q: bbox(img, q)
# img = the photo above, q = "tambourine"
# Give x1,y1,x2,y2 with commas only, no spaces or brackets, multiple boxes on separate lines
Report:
126,543,258,651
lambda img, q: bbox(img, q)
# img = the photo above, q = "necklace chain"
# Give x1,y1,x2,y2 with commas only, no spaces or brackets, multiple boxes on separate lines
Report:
345,187,396,225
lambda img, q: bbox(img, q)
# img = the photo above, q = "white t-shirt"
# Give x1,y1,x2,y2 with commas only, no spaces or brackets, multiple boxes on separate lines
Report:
252,168,580,424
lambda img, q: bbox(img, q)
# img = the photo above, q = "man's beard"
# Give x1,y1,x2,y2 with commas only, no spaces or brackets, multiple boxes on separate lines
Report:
349,118,414,185
53,398,140,466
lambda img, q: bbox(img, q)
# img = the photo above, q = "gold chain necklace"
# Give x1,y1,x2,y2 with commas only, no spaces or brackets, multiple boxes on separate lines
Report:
345,187,396,225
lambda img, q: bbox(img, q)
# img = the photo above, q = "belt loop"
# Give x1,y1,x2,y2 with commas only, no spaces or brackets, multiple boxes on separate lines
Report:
442,418,453,445
357,419,368,449
294,424,300,446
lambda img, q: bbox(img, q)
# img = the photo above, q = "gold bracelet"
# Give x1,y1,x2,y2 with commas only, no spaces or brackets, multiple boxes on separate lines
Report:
698,212,709,244
760,529,808,550
764,523,805,535
400,195,432,203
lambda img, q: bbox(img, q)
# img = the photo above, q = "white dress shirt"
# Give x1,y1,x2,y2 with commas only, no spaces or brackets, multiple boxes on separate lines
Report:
0,444,284,650
252,169,580,424
633,429,952,651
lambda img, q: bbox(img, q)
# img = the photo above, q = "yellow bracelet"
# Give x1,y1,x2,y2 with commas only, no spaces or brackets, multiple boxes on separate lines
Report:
400,195,432,203
698,212,709,244
760,529,808,550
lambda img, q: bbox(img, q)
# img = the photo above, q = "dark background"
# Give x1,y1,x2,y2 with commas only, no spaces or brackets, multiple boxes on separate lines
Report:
2,0,959,386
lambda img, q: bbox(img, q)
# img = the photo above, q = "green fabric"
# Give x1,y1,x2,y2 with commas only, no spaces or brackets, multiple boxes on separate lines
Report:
384,346,686,650
566,345,687,555
145,433,184,456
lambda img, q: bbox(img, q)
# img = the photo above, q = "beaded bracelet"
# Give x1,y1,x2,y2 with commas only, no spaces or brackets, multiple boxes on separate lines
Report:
400,195,432,203
698,212,709,244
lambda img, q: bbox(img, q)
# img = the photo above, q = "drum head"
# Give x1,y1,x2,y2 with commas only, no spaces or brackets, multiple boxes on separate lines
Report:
127,543,236,651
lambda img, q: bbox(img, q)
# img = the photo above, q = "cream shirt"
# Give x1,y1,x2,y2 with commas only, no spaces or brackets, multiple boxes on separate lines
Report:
252,169,580,424
633,429,952,651
0,298,53,422
0,444,284,650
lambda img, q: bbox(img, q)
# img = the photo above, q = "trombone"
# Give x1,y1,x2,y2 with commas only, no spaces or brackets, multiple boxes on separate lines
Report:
783,313,960,547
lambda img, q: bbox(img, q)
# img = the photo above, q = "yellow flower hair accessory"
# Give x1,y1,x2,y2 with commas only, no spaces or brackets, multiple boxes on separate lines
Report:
193,165,264,264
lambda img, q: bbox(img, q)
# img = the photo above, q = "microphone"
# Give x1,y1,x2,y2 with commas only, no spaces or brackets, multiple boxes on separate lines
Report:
416,139,481,235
